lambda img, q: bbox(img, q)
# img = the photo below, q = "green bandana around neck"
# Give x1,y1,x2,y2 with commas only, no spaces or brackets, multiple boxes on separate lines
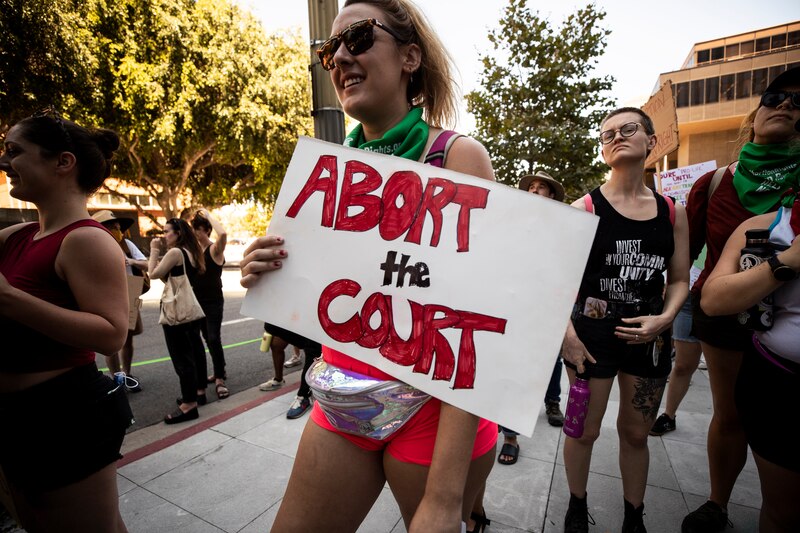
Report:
733,142,800,214
343,107,429,162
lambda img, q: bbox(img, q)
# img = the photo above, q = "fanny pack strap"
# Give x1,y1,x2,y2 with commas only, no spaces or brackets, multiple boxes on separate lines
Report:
751,333,796,375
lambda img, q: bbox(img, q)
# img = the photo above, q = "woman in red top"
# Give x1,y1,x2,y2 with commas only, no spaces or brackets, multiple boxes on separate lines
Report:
0,112,131,532
240,1,497,531
682,66,800,532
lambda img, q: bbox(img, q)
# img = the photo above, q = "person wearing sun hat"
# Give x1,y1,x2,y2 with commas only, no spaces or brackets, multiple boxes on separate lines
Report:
91,209,148,393
518,170,566,202
496,170,568,467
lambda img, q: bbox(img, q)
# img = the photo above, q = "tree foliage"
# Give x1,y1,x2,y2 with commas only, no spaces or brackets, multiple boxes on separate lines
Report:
1,0,312,218
467,0,616,200
0,0,94,130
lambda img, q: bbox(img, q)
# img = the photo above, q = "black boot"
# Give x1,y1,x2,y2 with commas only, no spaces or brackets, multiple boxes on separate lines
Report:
621,499,646,533
564,493,592,533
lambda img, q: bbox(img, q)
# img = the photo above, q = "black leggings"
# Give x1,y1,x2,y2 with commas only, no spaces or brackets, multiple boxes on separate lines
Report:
163,320,207,402
200,300,226,379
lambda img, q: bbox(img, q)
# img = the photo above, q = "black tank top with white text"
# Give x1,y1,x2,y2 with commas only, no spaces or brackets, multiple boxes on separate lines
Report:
579,188,674,303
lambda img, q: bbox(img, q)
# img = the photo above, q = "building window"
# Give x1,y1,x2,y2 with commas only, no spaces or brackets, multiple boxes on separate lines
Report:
769,65,787,84
789,31,800,47
725,43,739,58
690,79,705,105
711,46,724,60
721,74,736,101
752,68,769,95
736,71,751,99
675,82,689,108
740,40,755,55
771,33,787,49
696,49,710,64
705,77,719,104
756,37,771,52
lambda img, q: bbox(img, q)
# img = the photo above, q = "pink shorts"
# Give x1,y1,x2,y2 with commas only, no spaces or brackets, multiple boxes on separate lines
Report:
310,348,498,466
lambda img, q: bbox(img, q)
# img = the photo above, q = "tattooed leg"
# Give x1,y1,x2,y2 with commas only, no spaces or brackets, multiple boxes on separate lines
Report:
616,372,667,505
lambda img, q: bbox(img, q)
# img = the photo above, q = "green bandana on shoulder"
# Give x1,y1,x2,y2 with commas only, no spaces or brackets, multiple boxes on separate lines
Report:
343,107,429,162
734,142,800,214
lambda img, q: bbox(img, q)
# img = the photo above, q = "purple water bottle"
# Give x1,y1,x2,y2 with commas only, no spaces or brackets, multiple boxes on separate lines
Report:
563,375,590,438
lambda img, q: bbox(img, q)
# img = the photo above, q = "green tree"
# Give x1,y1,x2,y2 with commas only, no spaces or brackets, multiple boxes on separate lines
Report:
79,0,312,218
0,0,94,132
1,0,312,218
466,0,615,200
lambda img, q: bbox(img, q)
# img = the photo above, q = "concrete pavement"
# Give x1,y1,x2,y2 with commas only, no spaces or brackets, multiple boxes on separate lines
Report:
109,360,759,532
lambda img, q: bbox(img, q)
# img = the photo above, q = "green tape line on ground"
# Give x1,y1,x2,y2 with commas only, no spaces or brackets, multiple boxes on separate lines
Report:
99,337,261,372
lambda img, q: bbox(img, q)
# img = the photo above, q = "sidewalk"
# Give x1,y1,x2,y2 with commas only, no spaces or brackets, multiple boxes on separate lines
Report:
106,363,760,533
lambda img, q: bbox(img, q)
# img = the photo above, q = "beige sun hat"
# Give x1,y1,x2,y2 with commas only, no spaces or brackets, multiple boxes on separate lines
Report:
91,210,134,232
518,170,565,202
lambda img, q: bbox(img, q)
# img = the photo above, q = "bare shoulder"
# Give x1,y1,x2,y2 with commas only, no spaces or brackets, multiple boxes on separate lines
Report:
444,136,495,182
57,224,125,278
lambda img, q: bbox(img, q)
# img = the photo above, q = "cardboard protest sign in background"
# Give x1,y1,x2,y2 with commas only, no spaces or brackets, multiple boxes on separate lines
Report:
242,137,597,436
655,160,717,206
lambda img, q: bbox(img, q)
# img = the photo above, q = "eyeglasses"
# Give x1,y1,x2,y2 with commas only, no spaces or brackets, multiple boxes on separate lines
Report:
316,18,406,71
599,122,642,145
31,106,73,148
760,91,800,109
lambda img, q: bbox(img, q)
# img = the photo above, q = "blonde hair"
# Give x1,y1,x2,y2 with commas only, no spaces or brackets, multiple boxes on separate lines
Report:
344,0,458,128
733,107,758,159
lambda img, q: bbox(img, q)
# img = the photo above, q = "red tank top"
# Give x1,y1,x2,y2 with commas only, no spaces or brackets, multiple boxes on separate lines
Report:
0,219,105,372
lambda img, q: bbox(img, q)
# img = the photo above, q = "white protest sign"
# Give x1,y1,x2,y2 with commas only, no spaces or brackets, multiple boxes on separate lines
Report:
655,160,717,206
241,137,598,436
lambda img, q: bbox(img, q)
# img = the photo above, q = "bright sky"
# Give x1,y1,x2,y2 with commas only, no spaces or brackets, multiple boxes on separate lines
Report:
243,0,799,132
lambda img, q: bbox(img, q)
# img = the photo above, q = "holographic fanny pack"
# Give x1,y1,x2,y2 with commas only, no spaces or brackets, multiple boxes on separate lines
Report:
306,358,431,440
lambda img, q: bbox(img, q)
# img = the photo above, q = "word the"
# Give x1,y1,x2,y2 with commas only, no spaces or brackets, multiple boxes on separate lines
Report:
380,251,430,288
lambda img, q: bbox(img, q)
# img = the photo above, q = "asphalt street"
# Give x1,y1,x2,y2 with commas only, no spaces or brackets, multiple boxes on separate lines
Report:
100,293,305,432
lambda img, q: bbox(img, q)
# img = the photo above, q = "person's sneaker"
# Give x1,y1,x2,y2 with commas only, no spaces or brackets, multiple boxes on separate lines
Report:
125,374,142,393
622,499,647,533
564,493,594,533
284,352,302,368
258,378,285,391
649,413,676,436
682,501,729,533
545,401,564,427
286,396,312,419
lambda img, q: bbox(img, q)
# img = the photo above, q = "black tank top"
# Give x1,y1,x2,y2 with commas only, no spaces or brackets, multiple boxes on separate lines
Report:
192,246,224,303
579,188,674,303
168,249,199,287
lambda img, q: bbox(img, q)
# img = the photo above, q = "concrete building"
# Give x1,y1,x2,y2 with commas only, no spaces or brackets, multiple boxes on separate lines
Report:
656,21,799,169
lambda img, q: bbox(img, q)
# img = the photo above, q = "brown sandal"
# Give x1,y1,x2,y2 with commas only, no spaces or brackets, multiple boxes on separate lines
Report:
216,382,230,399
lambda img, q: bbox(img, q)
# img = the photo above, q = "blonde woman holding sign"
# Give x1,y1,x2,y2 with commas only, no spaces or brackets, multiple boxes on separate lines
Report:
240,1,497,531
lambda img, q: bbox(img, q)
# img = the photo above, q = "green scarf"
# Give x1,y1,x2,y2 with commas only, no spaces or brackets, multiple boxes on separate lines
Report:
343,107,429,162
733,142,800,214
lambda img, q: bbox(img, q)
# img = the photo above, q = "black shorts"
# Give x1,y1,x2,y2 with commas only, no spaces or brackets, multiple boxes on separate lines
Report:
736,339,800,473
0,363,133,492
691,291,750,350
264,322,320,353
564,315,672,379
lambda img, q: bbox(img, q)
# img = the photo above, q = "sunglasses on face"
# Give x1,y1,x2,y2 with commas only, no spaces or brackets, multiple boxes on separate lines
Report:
316,18,406,71
760,91,800,109
599,122,642,145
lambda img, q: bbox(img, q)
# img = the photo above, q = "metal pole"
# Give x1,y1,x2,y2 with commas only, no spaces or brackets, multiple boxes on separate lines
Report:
308,0,345,143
